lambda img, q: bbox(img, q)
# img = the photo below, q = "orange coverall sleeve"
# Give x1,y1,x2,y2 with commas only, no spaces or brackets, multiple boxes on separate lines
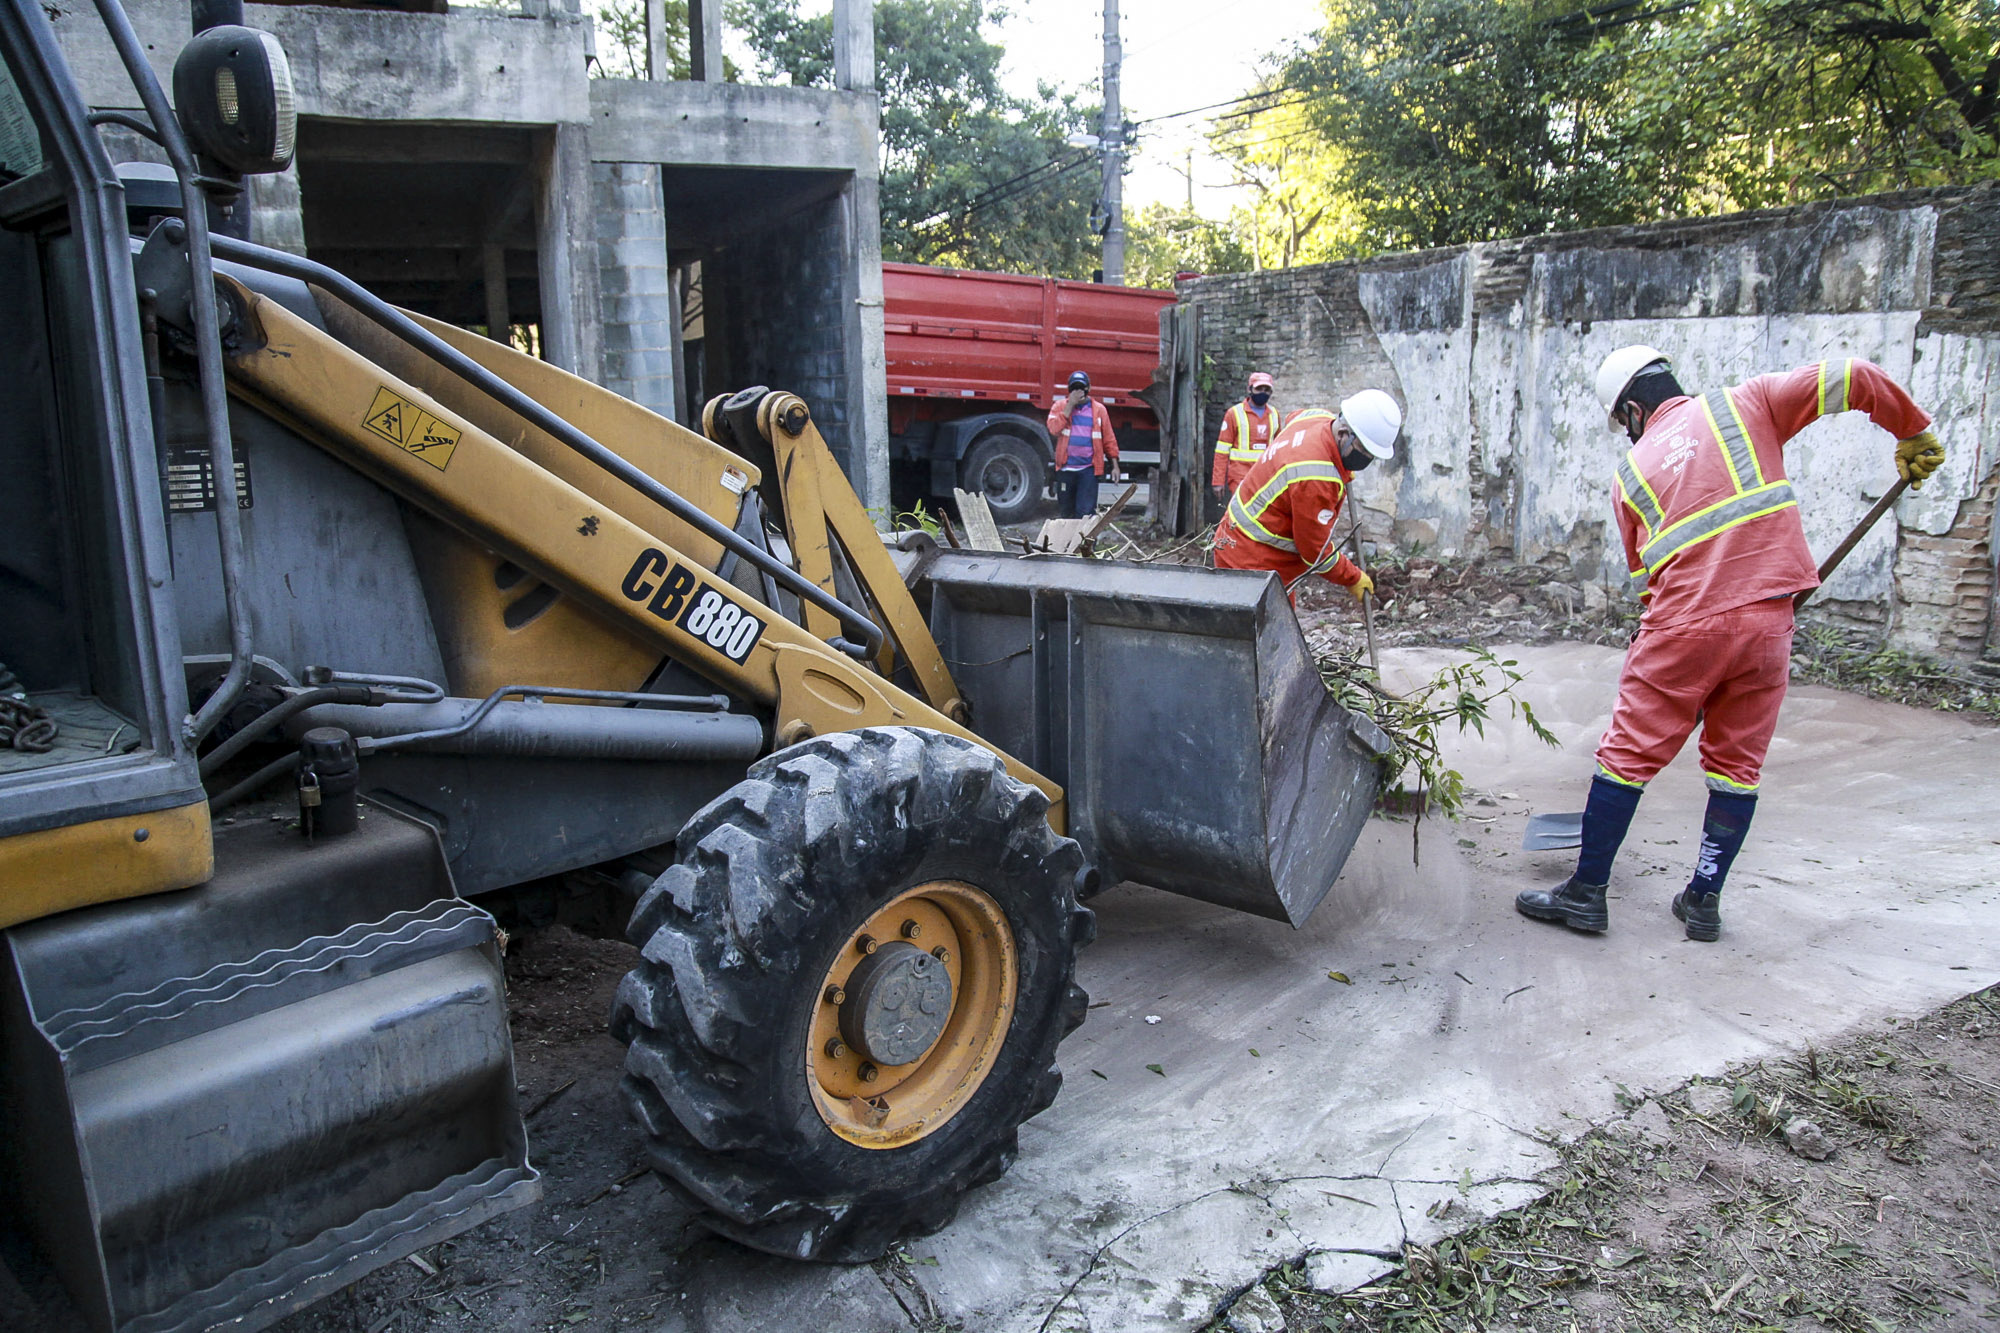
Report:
1743,360,1933,452
1288,475,1361,587
1211,407,1238,487
1099,405,1119,469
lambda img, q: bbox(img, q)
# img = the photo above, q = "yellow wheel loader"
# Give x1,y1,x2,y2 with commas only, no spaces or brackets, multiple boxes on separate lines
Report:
0,1,1392,1327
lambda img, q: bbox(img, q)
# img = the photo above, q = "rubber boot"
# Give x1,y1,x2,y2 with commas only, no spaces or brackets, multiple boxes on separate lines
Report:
1671,790,1753,942
1515,876,1609,933
1671,889,1721,942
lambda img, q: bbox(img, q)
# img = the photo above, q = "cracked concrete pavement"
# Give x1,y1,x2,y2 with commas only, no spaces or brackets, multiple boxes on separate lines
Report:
671,641,2000,1333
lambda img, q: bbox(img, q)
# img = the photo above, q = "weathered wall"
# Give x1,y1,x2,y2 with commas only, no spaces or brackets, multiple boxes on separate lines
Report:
1178,184,2000,659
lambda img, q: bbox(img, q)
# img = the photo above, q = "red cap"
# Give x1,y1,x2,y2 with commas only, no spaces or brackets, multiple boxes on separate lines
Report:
1248,372,1274,390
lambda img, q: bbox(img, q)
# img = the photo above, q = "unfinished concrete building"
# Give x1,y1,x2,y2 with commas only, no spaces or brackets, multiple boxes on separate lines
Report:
55,0,892,508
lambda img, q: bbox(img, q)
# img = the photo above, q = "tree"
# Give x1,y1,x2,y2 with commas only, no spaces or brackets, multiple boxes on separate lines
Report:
589,0,688,80
1246,0,1998,257
1206,88,1369,268
732,0,1102,275
1123,203,1256,288
1624,0,2000,203
1269,0,1657,253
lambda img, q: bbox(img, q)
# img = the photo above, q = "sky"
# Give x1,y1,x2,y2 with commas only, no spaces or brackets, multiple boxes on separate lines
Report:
987,0,1326,218
729,2,1331,220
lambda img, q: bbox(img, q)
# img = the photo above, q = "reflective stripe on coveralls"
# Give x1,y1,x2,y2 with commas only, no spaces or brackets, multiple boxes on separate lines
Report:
1226,462,1346,554
1615,389,1800,592
1221,404,1268,463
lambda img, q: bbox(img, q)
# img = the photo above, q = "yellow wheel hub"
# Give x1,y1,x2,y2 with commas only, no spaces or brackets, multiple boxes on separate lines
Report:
807,880,1016,1149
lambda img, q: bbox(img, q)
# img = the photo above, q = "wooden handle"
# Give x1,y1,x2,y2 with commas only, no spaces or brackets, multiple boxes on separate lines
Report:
1794,476,1910,610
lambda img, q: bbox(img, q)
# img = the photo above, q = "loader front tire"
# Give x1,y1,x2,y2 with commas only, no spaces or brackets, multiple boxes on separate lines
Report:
611,727,1094,1262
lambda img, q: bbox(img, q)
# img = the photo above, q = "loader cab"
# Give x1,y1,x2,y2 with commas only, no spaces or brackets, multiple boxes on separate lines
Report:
0,12,211,929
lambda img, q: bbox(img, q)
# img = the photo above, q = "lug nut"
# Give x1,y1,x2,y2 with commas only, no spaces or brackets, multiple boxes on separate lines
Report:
901,919,922,939
824,985,846,1005
931,946,951,963
825,1038,846,1059
858,1062,879,1083
856,934,878,955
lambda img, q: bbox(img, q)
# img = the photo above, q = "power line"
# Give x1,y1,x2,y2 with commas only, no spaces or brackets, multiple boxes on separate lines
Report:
913,151,1098,238
1130,84,1304,128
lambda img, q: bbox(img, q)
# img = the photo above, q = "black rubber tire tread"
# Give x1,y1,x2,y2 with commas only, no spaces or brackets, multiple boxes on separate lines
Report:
961,428,1048,526
611,726,1095,1262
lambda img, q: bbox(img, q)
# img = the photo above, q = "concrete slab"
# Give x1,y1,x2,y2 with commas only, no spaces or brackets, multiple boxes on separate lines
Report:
677,642,2000,1332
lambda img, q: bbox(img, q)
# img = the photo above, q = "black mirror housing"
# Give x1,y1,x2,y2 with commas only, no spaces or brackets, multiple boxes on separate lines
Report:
171,25,296,175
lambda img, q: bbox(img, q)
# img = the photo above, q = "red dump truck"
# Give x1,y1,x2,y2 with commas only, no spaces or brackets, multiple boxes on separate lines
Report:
884,262,1175,524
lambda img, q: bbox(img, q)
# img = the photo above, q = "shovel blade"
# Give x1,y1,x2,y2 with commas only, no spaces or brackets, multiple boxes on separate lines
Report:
1523,811,1585,851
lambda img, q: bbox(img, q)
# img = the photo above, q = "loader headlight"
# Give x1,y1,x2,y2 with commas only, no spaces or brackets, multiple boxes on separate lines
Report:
172,26,297,174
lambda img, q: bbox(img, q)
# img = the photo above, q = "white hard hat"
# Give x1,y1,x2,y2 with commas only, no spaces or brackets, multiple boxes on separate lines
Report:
1595,345,1670,414
1338,389,1401,460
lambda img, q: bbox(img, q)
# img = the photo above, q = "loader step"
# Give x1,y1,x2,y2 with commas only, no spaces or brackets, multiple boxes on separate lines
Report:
0,807,538,1333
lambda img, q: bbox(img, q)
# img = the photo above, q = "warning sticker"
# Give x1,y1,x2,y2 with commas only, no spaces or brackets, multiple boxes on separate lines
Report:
362,387,461,471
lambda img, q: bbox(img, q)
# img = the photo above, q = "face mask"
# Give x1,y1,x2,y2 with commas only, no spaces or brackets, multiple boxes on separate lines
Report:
1340,441,1374,472
1250,390,1271,406
1618,405,1645,444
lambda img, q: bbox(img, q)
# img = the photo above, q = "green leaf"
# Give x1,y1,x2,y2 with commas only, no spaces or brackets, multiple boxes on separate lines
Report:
1327,970,1352,984
1146,1063,1165,1076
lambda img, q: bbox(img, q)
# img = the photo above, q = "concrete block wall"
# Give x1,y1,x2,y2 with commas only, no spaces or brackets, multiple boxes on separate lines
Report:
592,162,678,418
710,194,855,472
1177,183,2000,660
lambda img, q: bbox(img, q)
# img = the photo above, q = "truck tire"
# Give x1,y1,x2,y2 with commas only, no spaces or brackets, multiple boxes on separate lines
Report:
961,430,1047,526
611,727,1095,1262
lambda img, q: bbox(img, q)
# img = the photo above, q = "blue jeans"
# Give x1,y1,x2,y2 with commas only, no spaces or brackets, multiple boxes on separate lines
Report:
1056,467,1098,518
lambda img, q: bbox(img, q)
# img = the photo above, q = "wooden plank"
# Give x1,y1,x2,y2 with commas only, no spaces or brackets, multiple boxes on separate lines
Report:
951,488,1007,551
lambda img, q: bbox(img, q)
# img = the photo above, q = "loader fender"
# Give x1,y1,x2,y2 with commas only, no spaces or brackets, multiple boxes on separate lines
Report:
611,726,1094,1261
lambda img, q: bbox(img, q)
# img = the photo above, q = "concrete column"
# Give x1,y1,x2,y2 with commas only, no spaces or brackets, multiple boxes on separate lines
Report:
534,124,603,383
689,0,723,82
668,263,689,424
246,164,305,256
593,162,679,419
483,243,510,342
832,0,874,93
841,171,890,516
644,0,669,78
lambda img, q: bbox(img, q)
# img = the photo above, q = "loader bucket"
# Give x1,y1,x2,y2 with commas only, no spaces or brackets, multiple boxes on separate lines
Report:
908,552,1394,926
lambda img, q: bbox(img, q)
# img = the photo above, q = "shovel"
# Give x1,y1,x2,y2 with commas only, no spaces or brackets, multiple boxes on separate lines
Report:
1522,474,1913,852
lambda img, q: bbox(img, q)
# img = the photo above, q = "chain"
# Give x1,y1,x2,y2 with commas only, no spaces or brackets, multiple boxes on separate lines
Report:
0,661,57,753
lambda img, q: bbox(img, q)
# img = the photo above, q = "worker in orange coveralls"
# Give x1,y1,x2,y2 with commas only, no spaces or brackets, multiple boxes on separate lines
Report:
1212,389,1401,601
1517,347,1944,943
1212,371,1280,503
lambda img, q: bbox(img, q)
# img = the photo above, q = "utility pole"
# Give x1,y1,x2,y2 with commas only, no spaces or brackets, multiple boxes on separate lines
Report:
1099,1,1124,286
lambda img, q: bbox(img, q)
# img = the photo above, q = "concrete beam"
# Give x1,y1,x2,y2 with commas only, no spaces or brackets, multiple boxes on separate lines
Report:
832,0,874,94
52,0,591,125
587,79,878,174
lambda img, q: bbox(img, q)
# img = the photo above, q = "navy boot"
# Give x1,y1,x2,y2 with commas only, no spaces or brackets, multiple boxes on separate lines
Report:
1516,876,1609,932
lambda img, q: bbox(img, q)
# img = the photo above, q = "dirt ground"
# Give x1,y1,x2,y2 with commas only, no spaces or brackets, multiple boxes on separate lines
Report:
1216,985,2000,1333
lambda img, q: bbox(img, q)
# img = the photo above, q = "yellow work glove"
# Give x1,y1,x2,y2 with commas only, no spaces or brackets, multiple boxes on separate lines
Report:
1896,430,1944,488
1349,571,1375,602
